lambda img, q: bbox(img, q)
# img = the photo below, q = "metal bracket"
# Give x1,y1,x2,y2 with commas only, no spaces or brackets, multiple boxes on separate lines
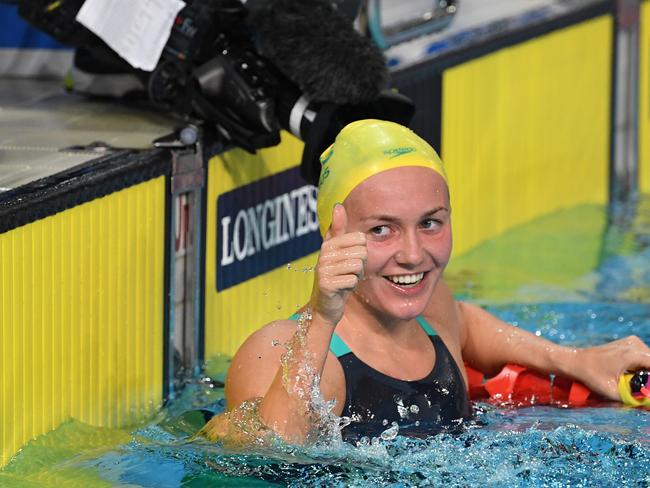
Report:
611,0,640,201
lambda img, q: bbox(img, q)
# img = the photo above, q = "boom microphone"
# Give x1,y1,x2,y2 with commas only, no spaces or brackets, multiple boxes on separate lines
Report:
248,0,388,104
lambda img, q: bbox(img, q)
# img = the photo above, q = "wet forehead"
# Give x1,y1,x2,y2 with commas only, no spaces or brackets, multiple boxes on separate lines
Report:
344,166,449,218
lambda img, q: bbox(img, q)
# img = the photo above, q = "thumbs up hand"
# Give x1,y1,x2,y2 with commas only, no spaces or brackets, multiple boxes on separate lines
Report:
311,204,368,327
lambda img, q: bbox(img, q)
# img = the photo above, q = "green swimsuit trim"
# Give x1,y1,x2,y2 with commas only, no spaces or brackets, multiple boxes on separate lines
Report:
288,313,438,358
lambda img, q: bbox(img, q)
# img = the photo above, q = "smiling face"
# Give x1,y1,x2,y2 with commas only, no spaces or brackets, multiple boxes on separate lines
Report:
343,166,452,321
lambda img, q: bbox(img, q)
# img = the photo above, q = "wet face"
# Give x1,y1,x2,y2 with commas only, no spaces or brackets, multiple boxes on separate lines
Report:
344,166,452,321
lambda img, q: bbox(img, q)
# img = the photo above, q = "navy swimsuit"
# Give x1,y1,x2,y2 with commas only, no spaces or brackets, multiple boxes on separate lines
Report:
293,315,471,441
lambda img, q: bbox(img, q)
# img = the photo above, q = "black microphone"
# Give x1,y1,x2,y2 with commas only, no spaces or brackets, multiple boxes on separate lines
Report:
248,0,388,104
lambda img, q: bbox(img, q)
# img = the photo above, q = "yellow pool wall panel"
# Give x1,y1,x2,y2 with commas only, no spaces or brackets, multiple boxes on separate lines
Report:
442,15,612,257
205,133,318,358
640,0,650,193
0,176,166,466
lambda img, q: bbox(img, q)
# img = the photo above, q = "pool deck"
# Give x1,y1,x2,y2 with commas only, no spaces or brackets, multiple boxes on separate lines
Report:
0,78,177,193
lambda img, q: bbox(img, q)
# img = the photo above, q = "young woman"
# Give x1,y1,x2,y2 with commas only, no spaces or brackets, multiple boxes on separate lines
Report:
202,120,650,444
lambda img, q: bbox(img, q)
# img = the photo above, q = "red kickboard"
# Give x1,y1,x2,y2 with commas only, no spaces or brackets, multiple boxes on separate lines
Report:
464,363,604,407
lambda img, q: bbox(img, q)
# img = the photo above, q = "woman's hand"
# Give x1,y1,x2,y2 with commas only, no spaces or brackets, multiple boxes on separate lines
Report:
570,335,650,400
311,204,367,327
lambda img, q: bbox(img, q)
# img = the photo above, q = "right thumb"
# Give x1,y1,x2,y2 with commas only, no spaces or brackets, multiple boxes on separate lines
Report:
329,204,348,238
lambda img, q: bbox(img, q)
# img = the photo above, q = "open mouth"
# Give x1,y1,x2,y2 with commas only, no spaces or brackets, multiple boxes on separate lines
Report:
383,272,426,288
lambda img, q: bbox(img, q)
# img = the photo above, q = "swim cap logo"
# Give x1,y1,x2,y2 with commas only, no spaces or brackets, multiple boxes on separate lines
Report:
318,148,334,187
318,167,330,187
384,147,415,159
320,147,334,166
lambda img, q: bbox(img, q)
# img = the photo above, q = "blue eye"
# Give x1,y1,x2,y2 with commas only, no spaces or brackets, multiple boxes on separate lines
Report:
370,225,390,237
421,218,441,230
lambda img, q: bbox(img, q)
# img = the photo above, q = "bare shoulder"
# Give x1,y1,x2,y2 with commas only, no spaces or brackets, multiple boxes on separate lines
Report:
233,319,298,359
225,319,298,409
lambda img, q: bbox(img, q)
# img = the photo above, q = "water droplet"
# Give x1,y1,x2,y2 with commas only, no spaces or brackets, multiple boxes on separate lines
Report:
286,263,292,270
410,404,420,414
382,419,388,426
271,340,280,347
380,421,399,441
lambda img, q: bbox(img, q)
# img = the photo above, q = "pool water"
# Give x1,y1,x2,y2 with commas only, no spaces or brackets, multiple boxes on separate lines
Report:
1,197,649,487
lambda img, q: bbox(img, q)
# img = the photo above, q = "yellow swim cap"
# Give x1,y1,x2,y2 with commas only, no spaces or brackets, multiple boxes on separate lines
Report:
316,119,447,236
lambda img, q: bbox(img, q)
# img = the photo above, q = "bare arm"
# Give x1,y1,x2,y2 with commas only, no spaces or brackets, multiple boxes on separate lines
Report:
202,205,366,444
459,301,650,400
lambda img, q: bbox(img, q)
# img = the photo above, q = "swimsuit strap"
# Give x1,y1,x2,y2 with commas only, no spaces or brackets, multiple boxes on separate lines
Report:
416,315,438,336
287,312,352,357
288,313,436,358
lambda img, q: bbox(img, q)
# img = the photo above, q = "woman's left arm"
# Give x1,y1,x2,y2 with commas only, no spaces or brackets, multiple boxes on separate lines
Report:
459,301,650,400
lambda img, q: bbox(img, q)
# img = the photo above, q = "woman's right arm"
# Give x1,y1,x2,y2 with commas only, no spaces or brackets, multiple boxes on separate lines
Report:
201,204,366,444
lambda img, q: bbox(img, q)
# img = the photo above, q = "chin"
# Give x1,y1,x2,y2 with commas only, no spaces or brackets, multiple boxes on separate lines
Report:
382,300,428,321
358,272,436,320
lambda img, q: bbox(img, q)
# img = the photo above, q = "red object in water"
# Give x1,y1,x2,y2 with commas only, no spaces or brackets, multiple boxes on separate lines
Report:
465,363,488,399
464,363,603,407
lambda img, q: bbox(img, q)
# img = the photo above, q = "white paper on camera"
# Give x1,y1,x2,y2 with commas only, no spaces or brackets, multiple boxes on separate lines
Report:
76,0,186,71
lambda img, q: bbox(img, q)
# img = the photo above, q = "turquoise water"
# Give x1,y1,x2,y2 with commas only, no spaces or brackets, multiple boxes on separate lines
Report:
2,197,649,487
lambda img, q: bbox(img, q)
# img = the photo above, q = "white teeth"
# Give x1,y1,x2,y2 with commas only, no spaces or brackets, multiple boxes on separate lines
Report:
388,273,424,285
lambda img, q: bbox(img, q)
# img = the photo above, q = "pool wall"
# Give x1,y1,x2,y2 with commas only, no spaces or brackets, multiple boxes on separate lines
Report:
1,157,170,466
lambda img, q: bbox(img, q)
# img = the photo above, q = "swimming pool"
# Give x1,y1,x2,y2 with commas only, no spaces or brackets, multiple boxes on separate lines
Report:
1,197,649,487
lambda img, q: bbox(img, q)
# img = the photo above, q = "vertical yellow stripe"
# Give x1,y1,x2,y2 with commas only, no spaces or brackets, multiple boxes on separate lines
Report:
114,189,124,425
123,182,132,422
89,200,98,427
30,224,42,442
3,234,11,457
132,184,141,420
13,228,23,459
640,1,650,192
79,202,89,424
22,225,33,442
0,233,7,457
71,208,81,425
0,228,4,454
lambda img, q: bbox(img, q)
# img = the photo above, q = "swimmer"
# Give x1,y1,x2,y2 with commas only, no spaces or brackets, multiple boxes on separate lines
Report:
201,119,650,444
